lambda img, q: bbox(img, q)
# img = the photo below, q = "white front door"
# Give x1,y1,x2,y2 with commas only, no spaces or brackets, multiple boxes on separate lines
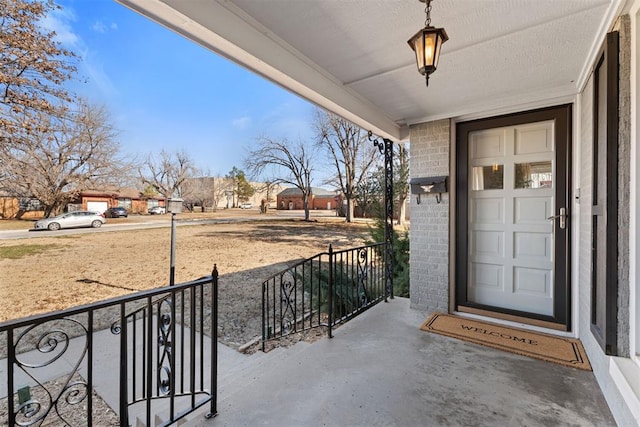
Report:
467,121,555,316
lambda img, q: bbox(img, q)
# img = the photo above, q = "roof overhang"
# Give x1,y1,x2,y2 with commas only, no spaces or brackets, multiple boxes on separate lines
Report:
116,0,627,142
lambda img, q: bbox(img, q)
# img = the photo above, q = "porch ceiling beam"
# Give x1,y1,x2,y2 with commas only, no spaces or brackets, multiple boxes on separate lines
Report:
116,0,406,142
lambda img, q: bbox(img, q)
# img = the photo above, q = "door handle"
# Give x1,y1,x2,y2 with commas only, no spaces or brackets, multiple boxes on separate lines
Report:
547,207,567,229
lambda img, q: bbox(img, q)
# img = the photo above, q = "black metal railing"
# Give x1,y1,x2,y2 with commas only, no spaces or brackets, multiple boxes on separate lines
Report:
262,243,387,351
0,266,218,427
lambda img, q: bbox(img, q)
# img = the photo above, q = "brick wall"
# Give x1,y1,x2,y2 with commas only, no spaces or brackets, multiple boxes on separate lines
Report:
409,119,451,312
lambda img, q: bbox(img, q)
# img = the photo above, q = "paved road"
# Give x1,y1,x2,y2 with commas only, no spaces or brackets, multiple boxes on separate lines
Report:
0,210,340,240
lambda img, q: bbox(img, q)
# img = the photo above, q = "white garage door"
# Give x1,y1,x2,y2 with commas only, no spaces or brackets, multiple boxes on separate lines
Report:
87,201,108,214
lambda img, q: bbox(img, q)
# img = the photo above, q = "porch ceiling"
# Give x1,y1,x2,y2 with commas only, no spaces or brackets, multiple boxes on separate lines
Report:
116,0,624,141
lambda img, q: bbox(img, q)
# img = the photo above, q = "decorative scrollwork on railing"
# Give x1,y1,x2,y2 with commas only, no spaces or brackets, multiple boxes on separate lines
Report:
16,330,70,368
110,320,121,335
15,399,42,426
280,272,297,335
368,130,385,154
51,380,89,425
60,380,88,405
158,366,172,396
262,243,388,351
357,248,370,306
110,294,172,336
157,297,173,396
11,318,89,426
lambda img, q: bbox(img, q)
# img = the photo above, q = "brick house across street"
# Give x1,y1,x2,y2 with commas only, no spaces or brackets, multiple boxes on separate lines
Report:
69,189,165,215
276,187,338,210
0,193,45,220
0,189,166,219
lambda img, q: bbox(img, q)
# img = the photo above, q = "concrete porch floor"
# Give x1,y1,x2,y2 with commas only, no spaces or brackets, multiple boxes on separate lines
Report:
191,297,615,427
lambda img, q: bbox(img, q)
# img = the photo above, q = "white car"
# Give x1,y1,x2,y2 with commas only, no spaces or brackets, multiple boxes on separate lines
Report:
34,211,106,231
239,202,253,209
148,206,166,215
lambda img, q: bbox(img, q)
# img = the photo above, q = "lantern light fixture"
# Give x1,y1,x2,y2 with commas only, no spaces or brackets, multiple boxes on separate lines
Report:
407,0,448,87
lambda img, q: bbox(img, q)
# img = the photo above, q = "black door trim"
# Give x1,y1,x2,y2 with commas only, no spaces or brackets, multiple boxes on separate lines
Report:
455,104,572,328
590,31,619,355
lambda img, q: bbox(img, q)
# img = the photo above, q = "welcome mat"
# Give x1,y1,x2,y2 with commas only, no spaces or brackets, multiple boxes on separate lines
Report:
420,312,592,371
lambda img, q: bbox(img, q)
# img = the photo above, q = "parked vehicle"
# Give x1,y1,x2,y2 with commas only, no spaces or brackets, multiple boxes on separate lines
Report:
107,207,128,218
34,211,106,231
148,206,166,215
239,202,253,209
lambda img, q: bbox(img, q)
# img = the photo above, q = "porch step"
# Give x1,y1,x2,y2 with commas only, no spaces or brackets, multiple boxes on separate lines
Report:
219,341,313,401
182,340,316,425
134,412,187,426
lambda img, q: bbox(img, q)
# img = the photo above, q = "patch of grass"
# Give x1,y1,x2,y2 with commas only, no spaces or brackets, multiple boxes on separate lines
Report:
0,244,60,259
0,219,36,230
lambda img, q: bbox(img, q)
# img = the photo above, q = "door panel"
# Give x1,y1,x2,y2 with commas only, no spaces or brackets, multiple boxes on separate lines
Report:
456,105,572,327
513,232,551,261
468,122,554,316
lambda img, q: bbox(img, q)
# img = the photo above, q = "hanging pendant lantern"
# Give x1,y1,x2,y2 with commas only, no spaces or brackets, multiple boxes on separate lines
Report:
407,0,448,86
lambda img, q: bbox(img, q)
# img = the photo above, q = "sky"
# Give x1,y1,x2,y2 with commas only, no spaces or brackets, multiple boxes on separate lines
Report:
42,0,318,180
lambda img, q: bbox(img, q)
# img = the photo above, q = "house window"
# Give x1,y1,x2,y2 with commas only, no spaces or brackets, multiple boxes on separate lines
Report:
19,198,44,211
118,198,132,209
148,199,159,208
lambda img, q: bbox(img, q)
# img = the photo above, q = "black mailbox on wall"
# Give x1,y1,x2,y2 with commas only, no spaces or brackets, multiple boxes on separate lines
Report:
410,176,448,204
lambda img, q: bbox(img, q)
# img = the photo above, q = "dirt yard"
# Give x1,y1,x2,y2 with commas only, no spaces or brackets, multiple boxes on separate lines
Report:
0,218,371,348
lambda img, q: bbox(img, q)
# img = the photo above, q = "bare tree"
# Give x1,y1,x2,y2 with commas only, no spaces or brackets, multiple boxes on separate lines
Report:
1,0,77,140
184,174,229,212
245,136,315,221
212,176,231,210
0,100,127,216
354,171,382,219
395,142,410,225
314,109,380,222
140,149,196,200
363,142,409,225
254,179,280,212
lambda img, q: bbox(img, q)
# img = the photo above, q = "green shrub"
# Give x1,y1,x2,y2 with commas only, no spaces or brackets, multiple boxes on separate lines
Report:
366,218,410,297
298,258,385,318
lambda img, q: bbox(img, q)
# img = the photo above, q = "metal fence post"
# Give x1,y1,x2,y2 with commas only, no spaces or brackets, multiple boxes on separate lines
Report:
261,281,266,352
170,213,177,286
328,244,334,339
119,302,128,427
207,264,219,418
368,131,395,301
384,137,394,300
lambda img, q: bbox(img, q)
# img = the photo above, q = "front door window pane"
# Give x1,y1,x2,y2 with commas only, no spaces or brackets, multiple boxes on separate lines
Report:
471,165,503,190
515,161,552,189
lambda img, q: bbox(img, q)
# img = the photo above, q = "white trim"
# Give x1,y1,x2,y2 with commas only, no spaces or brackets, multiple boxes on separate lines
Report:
412,91,576,126
577,0,629,92
572,95,582,339
610,357,640,424
453,311,576,338
450,96,576,125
